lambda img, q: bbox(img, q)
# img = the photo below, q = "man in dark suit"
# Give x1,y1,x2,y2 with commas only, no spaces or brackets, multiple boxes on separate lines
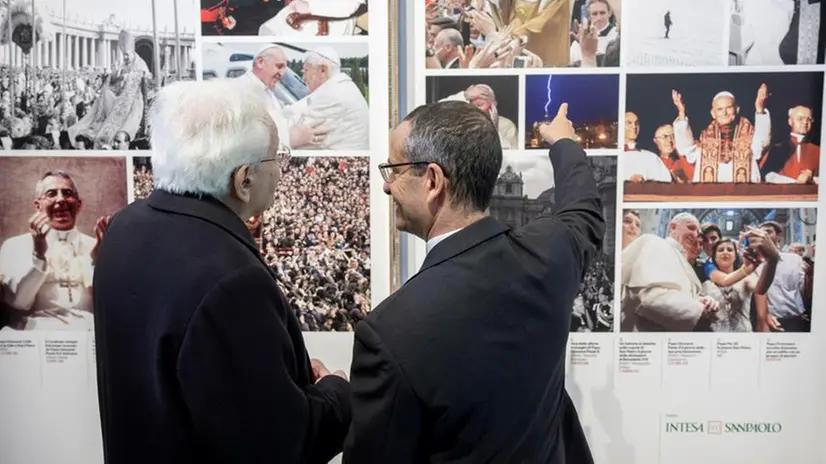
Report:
93,78,350,463
343,101,603,462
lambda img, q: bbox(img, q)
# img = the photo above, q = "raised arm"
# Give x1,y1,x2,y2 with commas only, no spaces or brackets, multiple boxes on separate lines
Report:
525,103,605,277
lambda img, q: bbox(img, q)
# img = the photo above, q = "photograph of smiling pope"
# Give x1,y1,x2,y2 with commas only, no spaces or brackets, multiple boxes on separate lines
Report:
344,101,603,462
0,156,126,331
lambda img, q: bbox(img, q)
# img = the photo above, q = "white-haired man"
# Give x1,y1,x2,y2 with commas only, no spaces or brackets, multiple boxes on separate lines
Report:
92,78,351,463
671,84,771,183
433,28,463,68
439,84,518,149
284,46,370,150
240,44,328,149
620,212,720,331
0,171,108,331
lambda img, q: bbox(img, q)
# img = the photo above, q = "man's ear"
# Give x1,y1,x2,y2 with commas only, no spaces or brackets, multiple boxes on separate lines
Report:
231,165,254,203
424,163,447,204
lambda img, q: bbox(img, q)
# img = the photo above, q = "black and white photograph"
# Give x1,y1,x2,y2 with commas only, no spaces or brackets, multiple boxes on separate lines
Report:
0,156,127,331
202,41,370,152
729,0,822,65
200,0,368,37
425,75,519,150
488,153,616,332
131,156,372,332
623,71,824,202
424,0,620,69
0,0,198,151
621,207,815,333
622,0,726,66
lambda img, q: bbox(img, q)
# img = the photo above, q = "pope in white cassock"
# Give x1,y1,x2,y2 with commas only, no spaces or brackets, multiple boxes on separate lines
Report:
671,85,771,183
258,0,367,36
0,171,109,331
236,45,328,150
284,46,370,151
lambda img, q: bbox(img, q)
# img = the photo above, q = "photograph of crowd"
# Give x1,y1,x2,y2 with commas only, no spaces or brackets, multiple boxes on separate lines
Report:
622,0,726,66
621,208,815,333
425,75,519,149
488,152,616,332
200,0,368,37
132,156,152,200
0,156,127,331
729,0,822,66
623,71,824,201
202,41,370,152
424,0,620,69
0,0,197,151
131,156,371,332
525,74,618,151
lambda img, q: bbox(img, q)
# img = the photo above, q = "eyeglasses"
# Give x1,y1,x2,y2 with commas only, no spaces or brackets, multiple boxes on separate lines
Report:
377,161,431,183
260,145,292,168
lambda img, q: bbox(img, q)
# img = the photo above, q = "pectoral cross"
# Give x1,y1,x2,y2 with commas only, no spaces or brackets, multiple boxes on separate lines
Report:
59,279,74,303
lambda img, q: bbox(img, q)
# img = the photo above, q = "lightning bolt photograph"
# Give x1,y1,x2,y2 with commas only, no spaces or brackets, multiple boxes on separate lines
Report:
524,73,619,152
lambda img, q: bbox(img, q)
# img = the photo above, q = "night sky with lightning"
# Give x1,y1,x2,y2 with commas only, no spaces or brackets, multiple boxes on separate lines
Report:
524,74,620,127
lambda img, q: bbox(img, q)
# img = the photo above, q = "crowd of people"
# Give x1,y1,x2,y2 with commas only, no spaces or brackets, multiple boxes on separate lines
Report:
132,156,372,332
0,66,107,149
426,0,621,69
572,253,614,332
621,210,814,332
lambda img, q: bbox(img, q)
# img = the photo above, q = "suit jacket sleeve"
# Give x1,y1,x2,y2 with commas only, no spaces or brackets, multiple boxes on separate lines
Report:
176,265,351,464
521,138,605,278
343,320,423,464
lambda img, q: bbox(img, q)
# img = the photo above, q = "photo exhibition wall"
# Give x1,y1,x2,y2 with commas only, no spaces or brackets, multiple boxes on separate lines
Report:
0,0,388,463
0,0,824,463
415,0,826,463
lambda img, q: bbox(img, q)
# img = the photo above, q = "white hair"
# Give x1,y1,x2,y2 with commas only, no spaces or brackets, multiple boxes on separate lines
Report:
257,45,285,64
149,78,276,199
712,91,736,103
668,212,698,238
302,50,340,76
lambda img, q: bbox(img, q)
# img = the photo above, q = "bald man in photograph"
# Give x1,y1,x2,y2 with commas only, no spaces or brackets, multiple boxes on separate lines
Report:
760,105,820,183
434,28,464,68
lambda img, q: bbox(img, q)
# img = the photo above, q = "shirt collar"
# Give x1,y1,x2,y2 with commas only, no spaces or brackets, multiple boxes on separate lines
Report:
426,228,463,256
